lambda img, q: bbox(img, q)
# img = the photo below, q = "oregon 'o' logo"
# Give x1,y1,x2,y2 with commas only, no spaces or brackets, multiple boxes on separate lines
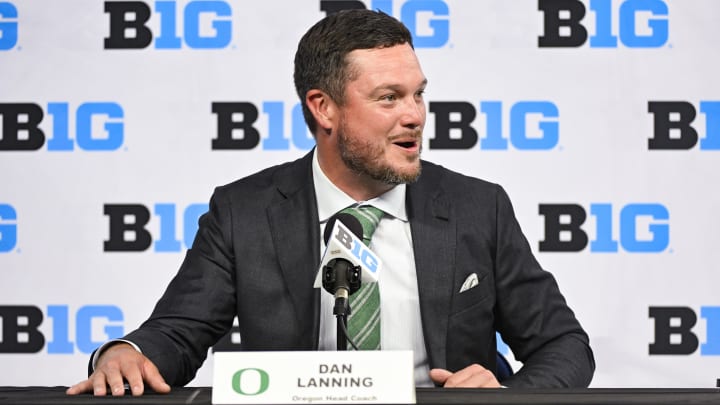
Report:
232,368,270,395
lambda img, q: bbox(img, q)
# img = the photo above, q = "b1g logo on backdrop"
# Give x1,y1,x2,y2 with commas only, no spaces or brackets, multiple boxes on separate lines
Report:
0,2,18,50
0,204,17,253
320,0,449,48
649,306,720,356
0,102,124,151
648,101,720,150
538,0,669,48
0,305,124,354
429,101,559,151
212,101,315,151
104,0,232,49
211,100,560,151
539,203,670,253
104,203,208,252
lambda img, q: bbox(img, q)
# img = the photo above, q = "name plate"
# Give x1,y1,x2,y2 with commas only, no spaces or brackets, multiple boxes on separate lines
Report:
212,350,415,404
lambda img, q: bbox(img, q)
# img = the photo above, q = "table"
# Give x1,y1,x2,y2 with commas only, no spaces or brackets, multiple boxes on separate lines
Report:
2,387,720,404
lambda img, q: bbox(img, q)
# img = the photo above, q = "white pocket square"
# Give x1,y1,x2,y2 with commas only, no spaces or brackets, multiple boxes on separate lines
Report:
459,273,479,293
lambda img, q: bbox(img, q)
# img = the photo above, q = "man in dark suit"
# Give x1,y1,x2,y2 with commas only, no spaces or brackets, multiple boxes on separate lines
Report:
68,9,594,397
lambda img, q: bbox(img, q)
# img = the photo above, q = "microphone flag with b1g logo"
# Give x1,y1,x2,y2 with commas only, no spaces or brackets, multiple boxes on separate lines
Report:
313,219,382,289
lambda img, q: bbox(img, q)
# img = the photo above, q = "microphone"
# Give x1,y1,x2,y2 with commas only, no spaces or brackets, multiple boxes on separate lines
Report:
314,212,383,350
323,213,363,248
321,214,363,317
314,213,382,301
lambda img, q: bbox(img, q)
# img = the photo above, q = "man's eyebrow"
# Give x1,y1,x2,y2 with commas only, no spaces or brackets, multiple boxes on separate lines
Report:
373,79,428,93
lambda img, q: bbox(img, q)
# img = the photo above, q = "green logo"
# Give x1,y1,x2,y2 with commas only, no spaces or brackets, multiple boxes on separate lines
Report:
232,368,270,395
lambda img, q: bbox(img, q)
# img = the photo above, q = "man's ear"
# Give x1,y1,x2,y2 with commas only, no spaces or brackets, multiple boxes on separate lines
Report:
306,89,336,134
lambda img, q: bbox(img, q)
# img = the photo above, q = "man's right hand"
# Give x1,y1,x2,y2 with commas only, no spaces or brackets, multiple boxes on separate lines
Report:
65,342,171,396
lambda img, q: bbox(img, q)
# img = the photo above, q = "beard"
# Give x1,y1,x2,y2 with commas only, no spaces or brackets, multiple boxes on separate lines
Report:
337,122,422,185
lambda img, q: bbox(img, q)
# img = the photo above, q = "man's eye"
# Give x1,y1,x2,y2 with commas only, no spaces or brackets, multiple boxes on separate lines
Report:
381,94,397,101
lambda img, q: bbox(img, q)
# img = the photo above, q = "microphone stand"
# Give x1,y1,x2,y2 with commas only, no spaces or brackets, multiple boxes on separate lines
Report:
323,258,361,351
335,292,349,351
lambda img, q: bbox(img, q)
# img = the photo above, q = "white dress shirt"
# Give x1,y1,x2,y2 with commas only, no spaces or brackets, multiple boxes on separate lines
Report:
312,151,432,387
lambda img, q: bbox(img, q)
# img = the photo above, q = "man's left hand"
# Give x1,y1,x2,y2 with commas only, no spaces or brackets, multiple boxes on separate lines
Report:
429,364,501,388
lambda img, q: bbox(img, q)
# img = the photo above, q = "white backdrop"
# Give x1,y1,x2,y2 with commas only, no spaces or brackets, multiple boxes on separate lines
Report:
1,0,719,388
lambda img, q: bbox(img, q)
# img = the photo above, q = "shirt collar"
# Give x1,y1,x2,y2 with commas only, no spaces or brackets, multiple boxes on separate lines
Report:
312,149,408,223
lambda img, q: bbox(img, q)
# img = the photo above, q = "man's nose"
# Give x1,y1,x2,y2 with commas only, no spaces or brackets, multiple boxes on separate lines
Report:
400,98,426,129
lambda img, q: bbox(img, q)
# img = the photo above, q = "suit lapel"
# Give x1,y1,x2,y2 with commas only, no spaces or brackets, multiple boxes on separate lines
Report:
408,162,455,370
266,152,321,348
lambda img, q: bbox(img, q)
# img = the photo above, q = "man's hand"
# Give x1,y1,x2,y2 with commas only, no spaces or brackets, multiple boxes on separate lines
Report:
66,343,171,396
430,364,502,388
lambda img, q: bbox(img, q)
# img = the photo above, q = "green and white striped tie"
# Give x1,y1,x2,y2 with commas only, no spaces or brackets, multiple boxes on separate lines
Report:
341,205,384,350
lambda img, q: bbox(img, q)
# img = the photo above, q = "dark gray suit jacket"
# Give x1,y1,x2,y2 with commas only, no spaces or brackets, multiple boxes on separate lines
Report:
123,151,594,388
